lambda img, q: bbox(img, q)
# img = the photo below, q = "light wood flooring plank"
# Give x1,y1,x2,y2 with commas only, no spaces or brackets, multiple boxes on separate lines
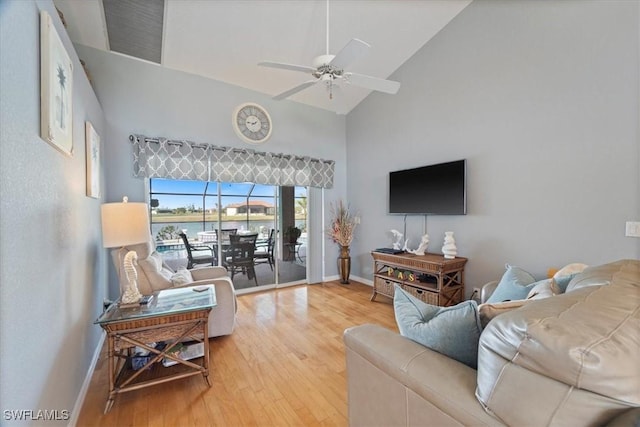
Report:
76,281,397,426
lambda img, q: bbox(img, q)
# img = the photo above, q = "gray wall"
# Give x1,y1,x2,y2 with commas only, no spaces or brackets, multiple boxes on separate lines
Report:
73,45,347,297
0,0,107,424
347,0,640,289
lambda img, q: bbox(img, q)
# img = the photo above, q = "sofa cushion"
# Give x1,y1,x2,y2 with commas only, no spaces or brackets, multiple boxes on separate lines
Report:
393,285,482,368
605,407,640,427
485,264,537,303
477,260,640,425
565,261,623,292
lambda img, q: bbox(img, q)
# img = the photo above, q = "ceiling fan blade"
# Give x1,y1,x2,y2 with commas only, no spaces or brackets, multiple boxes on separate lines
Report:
273,80,319,100
258,61,316,74
329,38,370,70
346,72,401,94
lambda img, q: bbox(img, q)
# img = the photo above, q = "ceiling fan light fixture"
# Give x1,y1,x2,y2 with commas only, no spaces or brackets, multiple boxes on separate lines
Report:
313,64,343,79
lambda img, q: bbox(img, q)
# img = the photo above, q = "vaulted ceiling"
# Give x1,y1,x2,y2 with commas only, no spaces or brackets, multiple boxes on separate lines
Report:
54,0,471,114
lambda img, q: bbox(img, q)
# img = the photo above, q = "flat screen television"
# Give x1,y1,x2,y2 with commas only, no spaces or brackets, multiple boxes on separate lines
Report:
389,159,467,215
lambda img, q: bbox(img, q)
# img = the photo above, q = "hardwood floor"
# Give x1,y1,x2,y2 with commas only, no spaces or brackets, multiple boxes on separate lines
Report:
77,281,397,426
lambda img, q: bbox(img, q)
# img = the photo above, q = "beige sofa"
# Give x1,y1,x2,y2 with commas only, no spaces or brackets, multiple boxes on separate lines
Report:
117,237,237,337
344,259,639,426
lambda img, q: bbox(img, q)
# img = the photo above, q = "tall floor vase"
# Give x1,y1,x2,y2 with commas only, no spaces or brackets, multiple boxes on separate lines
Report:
338,245,351,284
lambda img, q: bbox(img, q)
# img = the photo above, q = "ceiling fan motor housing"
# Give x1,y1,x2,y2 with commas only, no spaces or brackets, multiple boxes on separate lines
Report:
312,54,335,68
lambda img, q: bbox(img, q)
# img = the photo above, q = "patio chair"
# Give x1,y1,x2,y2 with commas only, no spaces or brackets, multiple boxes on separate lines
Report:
214,228,238,264
219,228,238,241
225,233,258,286
178,232,215,269
254,228,275,270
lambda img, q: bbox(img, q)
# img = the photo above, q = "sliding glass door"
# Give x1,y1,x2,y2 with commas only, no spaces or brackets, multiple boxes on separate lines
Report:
149,178,307,291
276,186,307,285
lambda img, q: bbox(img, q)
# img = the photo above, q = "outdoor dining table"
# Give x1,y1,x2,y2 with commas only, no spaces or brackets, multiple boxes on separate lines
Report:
192,237,269,265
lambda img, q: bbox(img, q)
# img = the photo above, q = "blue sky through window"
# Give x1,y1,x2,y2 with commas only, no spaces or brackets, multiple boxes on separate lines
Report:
150,179,305,209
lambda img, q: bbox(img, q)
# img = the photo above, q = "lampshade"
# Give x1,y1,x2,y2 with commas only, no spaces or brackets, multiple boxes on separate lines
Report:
101,197,150,248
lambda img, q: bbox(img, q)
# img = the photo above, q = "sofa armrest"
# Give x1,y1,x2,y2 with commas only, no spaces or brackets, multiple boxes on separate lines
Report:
344,324,502,426
175,275,237,336
179,275,237,314
480,280,499,303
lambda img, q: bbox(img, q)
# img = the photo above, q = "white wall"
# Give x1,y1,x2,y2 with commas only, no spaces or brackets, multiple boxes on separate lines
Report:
0,1,107,423
73,45,348,297
347,0,639,290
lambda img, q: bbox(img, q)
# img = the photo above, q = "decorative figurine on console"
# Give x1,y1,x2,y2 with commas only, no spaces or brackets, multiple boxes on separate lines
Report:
407,234,429,256
389,229,405,250
442,231,457,259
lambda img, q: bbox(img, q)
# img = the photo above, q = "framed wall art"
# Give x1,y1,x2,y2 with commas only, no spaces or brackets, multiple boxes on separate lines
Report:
85,121,100,198
40,10,73,156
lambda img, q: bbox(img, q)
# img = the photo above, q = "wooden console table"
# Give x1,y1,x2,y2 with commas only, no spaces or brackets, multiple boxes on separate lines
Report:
95,287,216,413
371,251,467,306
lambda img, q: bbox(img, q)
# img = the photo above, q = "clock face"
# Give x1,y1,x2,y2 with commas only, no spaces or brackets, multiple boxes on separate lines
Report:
233,103,272,144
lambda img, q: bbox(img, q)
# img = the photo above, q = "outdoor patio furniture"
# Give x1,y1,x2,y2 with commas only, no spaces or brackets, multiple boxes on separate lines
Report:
225,233,258,286
179,232,215,269
254,228,275,270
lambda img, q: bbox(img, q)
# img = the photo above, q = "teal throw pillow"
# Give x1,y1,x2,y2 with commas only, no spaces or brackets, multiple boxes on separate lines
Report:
554,274,579,293
485,264,537,303
393,285,482,368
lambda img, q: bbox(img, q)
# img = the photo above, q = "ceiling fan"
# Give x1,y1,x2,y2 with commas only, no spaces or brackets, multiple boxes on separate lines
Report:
258,0,400,107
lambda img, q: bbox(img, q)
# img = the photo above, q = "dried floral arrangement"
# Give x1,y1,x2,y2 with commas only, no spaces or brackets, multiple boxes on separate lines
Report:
326,200,360,247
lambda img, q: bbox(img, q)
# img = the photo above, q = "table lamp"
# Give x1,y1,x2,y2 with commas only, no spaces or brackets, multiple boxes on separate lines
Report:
101,196,150,304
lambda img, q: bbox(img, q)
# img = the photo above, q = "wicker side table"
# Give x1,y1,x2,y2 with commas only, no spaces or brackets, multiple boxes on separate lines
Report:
95,287,216,413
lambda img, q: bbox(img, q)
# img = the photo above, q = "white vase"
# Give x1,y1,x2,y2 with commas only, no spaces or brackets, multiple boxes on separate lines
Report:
442,231,457,259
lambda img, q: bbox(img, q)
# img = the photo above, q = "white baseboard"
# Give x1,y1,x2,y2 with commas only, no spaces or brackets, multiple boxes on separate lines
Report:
350,275,373,286
68,331,105,427
323,274,340,282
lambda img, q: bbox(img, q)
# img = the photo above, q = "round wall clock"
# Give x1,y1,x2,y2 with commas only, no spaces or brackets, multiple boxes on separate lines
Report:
232,103,273,145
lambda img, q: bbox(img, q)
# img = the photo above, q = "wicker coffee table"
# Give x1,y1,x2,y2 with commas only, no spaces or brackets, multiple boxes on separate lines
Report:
95,287,216,413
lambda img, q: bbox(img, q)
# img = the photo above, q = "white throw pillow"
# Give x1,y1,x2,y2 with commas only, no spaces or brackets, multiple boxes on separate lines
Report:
171,269,193,286
526,278,559,300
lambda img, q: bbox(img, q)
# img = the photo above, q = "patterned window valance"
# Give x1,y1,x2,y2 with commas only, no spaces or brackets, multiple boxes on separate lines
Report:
130,135,335,189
